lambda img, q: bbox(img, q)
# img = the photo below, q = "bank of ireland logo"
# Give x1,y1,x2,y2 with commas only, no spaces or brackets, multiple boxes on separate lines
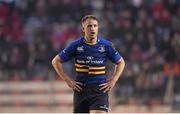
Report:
77,46,84,52
98,45,105,52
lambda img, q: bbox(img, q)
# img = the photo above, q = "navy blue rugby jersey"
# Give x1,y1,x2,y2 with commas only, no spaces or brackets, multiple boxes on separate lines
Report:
59,36,122,85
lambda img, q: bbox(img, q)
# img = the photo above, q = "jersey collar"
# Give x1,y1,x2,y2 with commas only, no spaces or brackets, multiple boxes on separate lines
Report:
82,36,100,45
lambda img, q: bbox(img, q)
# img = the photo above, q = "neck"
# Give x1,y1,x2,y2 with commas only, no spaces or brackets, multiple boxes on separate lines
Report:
84,36,97,45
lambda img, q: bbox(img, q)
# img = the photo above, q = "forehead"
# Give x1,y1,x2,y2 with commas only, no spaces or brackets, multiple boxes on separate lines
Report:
82,19,98,26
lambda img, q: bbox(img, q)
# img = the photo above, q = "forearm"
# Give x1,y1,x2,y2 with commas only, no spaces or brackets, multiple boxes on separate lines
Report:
51,55,71,82
112,58,125,82
99,58,125,92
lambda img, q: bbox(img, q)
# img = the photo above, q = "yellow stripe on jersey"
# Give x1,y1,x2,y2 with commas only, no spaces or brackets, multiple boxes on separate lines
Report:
75,64,106,74
89,66,105,70
75,63,88,67
75,68,89,72
88,71,105,75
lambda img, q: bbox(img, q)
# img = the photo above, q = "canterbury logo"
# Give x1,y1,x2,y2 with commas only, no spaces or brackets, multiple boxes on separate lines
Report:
77,46,84,52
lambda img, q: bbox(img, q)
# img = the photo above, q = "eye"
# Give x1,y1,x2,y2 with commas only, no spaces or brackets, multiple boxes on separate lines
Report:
87,25,92,28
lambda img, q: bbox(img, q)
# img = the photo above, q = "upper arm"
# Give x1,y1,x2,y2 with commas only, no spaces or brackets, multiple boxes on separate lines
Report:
116,57,125,65
52,55,62,64
58,42,76,62
107,42,122,63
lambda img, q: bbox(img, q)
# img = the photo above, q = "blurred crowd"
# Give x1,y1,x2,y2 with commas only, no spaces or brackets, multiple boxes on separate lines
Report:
0,0,179,105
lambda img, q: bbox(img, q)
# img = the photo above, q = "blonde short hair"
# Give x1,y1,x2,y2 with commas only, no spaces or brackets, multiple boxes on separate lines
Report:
81,15,99,24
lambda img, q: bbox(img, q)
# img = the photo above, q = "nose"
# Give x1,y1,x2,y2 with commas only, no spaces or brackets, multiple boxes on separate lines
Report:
90,26,95,31
91,26,97,32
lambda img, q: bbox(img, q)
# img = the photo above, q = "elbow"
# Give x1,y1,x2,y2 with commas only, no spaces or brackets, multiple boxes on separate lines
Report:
51,55,60,66
51,58,57,68
117,57,125,67
122,58,126,68
122,58,125,66
52,55,62,66
51,58,56,66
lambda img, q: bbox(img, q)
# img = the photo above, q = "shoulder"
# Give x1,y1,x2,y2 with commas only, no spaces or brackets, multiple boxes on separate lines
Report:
99,37,113,46
68,37,83,47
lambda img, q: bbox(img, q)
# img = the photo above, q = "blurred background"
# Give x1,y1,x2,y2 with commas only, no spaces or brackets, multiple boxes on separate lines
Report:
0,0,179,113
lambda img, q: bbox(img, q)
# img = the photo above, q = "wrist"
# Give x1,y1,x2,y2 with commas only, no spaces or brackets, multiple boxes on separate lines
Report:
63,75,71,82
112,76,119,82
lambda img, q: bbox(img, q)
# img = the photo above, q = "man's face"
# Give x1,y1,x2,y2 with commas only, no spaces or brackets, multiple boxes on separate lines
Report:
82,19,98,42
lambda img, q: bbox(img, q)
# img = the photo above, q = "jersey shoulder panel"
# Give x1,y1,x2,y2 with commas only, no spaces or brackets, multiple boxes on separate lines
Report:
66,37,84,52
70,37,83,47
99,37,112,46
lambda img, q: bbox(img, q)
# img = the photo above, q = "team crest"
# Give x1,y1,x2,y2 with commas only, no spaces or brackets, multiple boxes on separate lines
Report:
98,45,105,52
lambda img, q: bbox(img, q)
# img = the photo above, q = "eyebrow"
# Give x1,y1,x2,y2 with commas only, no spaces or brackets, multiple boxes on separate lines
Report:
87,24,97,26
83,21,98,28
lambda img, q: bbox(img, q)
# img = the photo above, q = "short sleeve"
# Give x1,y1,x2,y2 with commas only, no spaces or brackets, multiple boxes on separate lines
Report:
107,42,122,63
58,42,76,62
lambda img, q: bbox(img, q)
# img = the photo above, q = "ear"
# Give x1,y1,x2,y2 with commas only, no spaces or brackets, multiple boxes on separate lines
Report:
82,27,85,32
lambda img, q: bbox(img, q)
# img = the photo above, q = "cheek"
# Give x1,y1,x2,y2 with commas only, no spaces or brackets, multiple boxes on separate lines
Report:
86,29,91,33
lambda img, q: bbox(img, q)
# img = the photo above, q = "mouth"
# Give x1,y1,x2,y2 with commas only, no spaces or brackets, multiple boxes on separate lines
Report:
90,32,95,36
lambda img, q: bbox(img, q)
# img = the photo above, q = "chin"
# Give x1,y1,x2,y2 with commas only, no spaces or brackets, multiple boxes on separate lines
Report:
90,35,97,39
90,37,96,40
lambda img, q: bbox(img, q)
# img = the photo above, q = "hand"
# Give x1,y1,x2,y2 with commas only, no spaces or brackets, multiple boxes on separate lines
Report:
99,77,117,93
66,79,83,92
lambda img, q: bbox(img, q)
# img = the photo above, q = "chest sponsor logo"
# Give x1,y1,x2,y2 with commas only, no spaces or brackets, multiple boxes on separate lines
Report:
76,59,103,64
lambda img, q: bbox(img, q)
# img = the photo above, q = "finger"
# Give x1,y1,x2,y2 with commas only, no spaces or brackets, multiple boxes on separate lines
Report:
74,87,81,92
74,84,82,92
103,87,110,93
72,86,81,92
76,84,82,91
100,85,109,90
76,82,83,85
99,83,107,86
